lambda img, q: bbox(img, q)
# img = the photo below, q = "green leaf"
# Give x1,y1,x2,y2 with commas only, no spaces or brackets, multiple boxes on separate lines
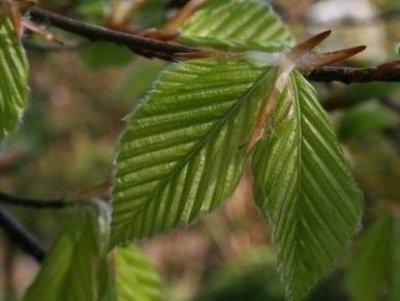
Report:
112,60,164,100
79,42,133,69
111,59,276,245
339,102,398,140
252,71,362,300
135,0,166,28
114,246,162,301
0,12,29,140
75,0,106,22
340,82,399,100
179,0,293,51
347,213,400,301
98,257,117,301
24,201,111,301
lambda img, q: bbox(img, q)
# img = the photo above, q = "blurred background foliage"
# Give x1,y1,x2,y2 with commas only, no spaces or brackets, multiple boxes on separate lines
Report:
0,0,400,300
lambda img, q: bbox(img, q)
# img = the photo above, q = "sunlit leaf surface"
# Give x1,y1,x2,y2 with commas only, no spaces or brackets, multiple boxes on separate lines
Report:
111,59,275,244
115,246,162,301
179,0,293,51
0,12,28,140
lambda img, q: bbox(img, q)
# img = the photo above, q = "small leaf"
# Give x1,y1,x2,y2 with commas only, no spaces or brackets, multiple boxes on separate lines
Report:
252,71,362,300
79,42,133,69
114,245,162,301
0,11,28,140
111,59,276,245
347,213,400,301
341,82,399,100
112,60,164,100
24,201,111,301
339,102,398,140
179,0,293,51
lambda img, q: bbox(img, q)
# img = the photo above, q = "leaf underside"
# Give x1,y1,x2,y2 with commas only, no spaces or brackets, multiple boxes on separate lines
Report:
111,59,275,244
252,71,362,300
0,12,28,140
115,246,162,301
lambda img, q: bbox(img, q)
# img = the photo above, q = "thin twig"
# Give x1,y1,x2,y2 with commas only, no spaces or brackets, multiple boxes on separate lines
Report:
0,191,71,209
0,205,45,262
23,39,84,52
306,60,400,83
28,7,200,61
26,7,400,83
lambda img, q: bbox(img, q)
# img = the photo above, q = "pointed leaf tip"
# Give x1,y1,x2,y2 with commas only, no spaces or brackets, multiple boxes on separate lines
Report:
252,71,362,300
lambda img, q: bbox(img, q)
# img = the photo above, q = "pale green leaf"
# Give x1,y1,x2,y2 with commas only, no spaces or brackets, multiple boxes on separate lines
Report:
114,246,162,301
252,71,362,300
111,59,276,245
179,0,293,51
0,12,28,140
24,201,111,301
347,213,400,301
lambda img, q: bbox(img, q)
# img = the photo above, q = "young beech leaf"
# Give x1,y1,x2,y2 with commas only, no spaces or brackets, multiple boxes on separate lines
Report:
179,0,294,52
347,213,400,301
114,246,162,301
0,11,28,140
111,59,276,245
252,71,362,301
24,201,111,301
110,0,293,247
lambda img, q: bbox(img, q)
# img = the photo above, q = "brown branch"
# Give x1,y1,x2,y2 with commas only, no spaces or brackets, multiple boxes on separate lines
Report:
27,7,400,83
307,60,400,83
28,7,200,61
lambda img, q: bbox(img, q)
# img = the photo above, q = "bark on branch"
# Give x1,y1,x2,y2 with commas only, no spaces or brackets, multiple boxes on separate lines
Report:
28,7,400,84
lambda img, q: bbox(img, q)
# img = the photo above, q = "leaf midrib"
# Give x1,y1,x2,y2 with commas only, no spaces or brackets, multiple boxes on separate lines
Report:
286,73,304,298
126,67,274,217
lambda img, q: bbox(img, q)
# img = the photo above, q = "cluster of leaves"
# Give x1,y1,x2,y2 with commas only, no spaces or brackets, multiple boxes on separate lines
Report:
5,0,400,301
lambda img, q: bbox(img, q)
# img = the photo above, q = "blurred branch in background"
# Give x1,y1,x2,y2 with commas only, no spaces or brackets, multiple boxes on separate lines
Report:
0,192,70,209
0,205,45,263
23,39,84,53
383,127,400,154
382,97,400,114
